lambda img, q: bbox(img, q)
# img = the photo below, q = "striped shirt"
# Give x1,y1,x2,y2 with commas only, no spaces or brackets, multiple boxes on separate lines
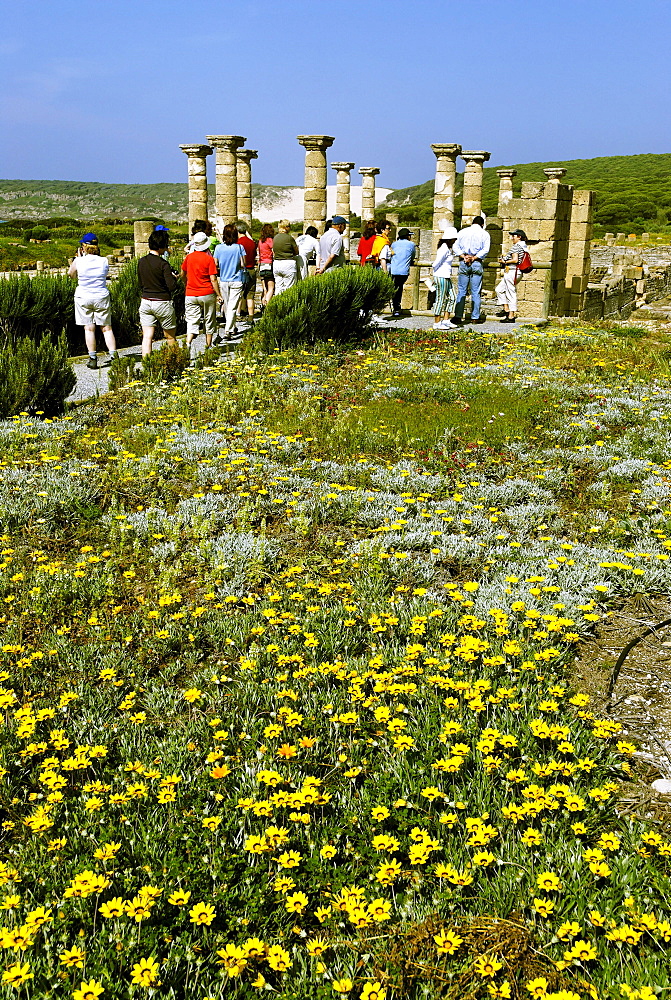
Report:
502,241,527,266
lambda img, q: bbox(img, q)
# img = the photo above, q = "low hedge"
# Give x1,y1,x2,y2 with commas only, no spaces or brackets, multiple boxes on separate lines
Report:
244,265,395,353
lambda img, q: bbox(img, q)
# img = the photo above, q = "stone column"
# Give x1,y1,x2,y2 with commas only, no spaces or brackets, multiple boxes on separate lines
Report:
236,149,258,227
431,143,462,238
460,151,490,222
133,220,154,258
359,168,380,223
180,144,212,230
565,188,595,314
496,169,517,215
332,162,355,222
206,135,246,226
297,135,335,231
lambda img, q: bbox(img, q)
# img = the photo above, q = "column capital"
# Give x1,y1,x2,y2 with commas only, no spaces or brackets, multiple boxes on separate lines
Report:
180,143,212,158
431,143,462,159
206,135,246,151
331,161,355,172
297,134,335,151
237,148,258,163
359,167,380,177
544,167,567,181
496,168,517,178
460,150,491,165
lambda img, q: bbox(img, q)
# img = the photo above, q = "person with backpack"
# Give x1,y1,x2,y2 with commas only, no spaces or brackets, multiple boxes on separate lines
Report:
496,229,530,324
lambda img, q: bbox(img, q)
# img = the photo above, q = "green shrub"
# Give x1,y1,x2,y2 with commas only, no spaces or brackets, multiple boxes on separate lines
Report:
245,266,395,353
141,341,190,381
0,273,77,350
108,342,191,391
0,333,75,418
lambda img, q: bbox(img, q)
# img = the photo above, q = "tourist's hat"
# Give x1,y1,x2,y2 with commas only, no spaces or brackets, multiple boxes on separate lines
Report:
80,232,98,244
192,232,210,249
510,229,527,240
332,216,347,225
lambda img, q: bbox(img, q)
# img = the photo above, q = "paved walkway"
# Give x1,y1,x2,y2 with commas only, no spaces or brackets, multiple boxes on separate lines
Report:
66,312,546,404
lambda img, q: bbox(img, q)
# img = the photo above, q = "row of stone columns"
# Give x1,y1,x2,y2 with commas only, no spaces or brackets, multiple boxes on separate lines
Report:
181,134,522,237
180,138,258,231
181,133,386,235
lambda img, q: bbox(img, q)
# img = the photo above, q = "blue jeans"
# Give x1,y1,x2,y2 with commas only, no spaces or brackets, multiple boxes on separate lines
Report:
455,260,484,320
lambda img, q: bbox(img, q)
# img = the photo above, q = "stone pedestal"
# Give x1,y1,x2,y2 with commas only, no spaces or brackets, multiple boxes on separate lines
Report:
460,151,490,222
431,143,461,244
359,168,380,224
504,178,575,318
206,135,246,226
180,144,212,230
496,169,517,215
297,135,335,231
236,149,258,227
134,220,154,258
543,167,568,184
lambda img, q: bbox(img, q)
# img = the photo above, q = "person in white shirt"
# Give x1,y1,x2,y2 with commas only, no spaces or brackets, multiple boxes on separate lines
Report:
296,226,321,279
451,216,491,326
431,226,458,329
496,229,528,323
68,234,118,369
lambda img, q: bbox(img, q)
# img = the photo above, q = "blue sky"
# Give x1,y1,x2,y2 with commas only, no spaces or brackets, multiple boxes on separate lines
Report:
0,0,669,189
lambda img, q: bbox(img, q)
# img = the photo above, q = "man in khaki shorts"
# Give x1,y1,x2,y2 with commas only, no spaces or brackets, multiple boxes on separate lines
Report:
138,230,180,356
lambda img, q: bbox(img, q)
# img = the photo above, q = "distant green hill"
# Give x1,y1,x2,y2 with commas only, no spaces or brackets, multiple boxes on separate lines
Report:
380,153,671,232
0,179,288,223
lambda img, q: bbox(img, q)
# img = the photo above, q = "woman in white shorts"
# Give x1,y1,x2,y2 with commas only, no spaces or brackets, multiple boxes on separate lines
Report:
137,229,179,356
68,233,118,369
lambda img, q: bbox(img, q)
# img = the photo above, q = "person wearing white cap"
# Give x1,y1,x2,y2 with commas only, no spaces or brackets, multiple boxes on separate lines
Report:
431,226,459,329
496,229,528,323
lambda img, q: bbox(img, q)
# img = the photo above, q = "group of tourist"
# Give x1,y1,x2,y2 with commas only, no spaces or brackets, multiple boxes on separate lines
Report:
70,213,530,367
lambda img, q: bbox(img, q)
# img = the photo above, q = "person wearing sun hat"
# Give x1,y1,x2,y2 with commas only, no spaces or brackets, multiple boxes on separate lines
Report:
180,230,221,358
431,226,459,329
388,228,416,316
496,229,528,323
68,233,118,369
317,217,347,273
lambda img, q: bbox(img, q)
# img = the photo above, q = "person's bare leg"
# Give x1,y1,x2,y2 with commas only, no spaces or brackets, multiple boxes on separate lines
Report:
141,325,155,358
84,326,97,354
101,325,117,353
265,279,275,306
247,295,255,319
164,329,178,349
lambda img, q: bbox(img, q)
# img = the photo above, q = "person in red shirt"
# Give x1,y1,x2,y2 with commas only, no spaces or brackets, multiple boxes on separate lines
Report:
181,231,221,357
236,221,257,321
356,220,377,266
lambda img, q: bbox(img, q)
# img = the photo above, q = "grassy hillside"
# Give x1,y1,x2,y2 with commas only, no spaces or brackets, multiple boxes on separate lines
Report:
380,153,671,233
0,180,294,224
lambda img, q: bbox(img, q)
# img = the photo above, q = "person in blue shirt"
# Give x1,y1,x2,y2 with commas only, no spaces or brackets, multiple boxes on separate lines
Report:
389,228,416,317
451,216,491,325
213,225,246,342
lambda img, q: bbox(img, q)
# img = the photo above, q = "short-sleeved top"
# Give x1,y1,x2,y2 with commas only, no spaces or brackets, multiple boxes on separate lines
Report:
296,233,319,262
319,229,344,270
214,242,246,282
389,239,416,276
357,234,376,264
138,253,178,300
258,237,274,265
273,232,299,261
72,254,109,295
238,234,257,267
181,250,217,296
